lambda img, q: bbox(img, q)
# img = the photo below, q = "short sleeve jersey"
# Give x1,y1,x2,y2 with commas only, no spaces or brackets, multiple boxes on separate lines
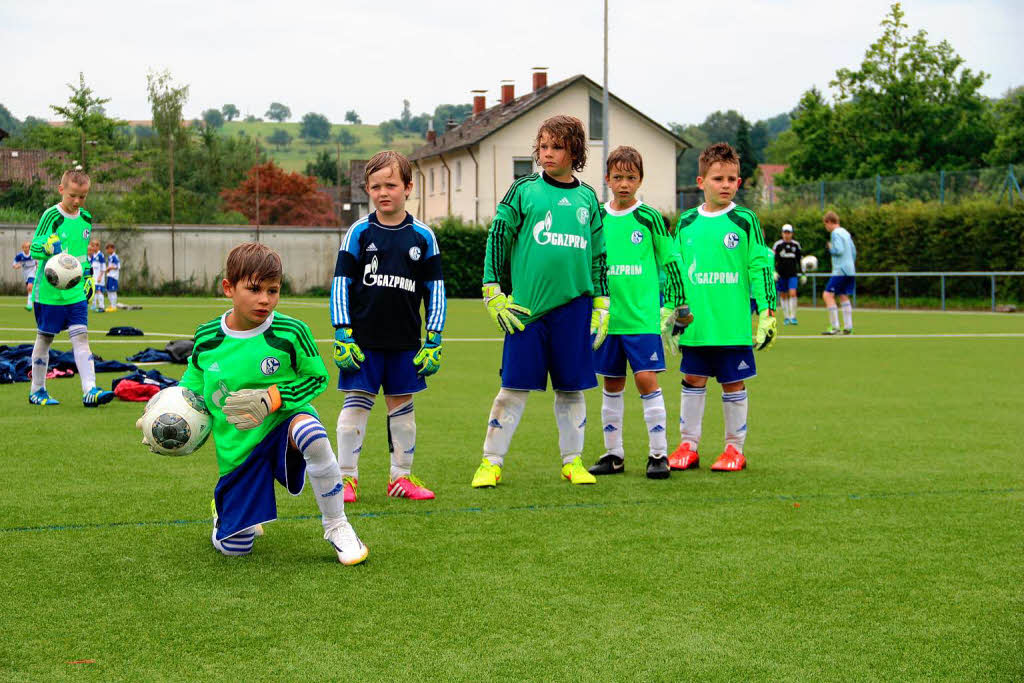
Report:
675,202,775,346
105,253,121,280
30,204,93,305
14,252,37,282
482,172,607,323
772,238,803,278
602,200,685,335
90,252,106,281
330,211,446,351
179,311,328,476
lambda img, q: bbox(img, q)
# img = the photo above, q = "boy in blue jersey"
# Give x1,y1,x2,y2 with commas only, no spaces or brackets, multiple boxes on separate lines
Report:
87,240,106,312
821,211,857,335
103,242,121,312
12,241,36,310
331,150,446,502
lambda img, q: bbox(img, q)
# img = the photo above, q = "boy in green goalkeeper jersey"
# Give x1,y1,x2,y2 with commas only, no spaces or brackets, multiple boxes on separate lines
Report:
28,169,112,407
164,243,367,565
472,115,609,488
587,146,691,480
668,143,777,473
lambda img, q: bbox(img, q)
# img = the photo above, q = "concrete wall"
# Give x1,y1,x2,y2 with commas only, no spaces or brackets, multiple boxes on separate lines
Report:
1,223,347,292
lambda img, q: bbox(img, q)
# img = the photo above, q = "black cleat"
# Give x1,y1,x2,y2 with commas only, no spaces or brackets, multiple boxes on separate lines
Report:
589,453,625,475
842,328,853,335
646,455,671,479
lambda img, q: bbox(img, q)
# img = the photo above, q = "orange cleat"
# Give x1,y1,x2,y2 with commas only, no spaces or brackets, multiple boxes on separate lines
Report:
668,442,700,470
710,444,747,471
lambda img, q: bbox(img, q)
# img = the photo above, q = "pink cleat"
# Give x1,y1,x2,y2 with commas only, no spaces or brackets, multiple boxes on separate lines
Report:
343,476,358,503
386,474,435,500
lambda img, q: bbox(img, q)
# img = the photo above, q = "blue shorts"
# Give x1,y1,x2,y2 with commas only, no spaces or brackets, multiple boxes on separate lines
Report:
594,333,665,377
680,345,756,384
212,413,311,540
105,277,119,293
337,348,427,396
501,295,597,392
34,300,88,336
96,284,106,293
776,276,798,292
825,275,855,296
26,277,35,285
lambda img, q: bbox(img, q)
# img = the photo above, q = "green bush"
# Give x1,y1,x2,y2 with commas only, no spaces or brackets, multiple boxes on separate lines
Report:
432,215,489,298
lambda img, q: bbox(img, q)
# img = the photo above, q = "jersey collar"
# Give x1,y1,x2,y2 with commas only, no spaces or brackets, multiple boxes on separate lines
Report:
220,310,275,338
541,171,580,189
697,202,736,218
55,203,81,220
603,199,641,217
369,211,413,231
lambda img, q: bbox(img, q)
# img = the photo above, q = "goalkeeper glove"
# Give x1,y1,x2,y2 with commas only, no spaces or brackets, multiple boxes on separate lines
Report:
83,274,95,303
799,275,808,286
754,310,778,351
333,327,365,372
413,331,442,376
223,386,282,431
772,270,780,282
483,283,531,335
591,296,610,350
660,305,693,355
44,234,62,255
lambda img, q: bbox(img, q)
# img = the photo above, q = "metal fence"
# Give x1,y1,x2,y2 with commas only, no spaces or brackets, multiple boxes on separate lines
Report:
803,271,1024,311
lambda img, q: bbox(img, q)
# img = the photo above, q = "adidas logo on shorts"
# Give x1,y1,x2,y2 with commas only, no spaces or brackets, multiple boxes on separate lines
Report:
649,352,658,361
737,360,750,370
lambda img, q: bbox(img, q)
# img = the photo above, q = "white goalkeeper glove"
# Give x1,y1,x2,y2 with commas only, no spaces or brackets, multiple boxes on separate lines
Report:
222,386,282,430
799,275,808,285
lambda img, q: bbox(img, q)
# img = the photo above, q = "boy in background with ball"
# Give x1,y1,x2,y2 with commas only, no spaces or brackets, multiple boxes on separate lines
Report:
28,169,112,407
170,242,367,564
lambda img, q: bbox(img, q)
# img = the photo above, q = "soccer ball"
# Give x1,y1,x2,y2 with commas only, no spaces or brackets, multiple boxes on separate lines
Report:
801,255,819,272
138,386,212,456
44,253,84,290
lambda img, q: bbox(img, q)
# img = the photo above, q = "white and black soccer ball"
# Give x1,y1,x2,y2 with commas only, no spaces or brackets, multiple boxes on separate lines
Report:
138,386,212,456
801,255,819,272
44,253,84,290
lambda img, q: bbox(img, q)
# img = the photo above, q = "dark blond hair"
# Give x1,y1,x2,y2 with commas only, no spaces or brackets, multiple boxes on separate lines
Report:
364,150,413,186
60,169,90,187
698,142,740,178
225,242,282,286
606,146,644,179
823,210,840,225
534,115,587,172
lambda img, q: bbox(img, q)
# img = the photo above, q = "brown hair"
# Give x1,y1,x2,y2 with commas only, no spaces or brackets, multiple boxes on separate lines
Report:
105,242,116,250
823,210,840,225
697,142,740,177
606,146,644,179
534,115,587,172
60,169,90,187
364,150,413,186
225,242,282,286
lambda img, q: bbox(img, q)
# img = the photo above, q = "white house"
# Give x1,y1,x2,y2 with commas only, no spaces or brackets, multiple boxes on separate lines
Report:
407,69,689,224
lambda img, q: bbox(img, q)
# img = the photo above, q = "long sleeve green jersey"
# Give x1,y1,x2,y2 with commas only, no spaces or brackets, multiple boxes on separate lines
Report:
482,172,607,323
30,204,93,305
675,202,775,347
602,200,685,335
179,311,328,476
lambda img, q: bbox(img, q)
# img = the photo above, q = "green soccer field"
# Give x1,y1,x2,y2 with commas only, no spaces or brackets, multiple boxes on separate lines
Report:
1,297,1022,680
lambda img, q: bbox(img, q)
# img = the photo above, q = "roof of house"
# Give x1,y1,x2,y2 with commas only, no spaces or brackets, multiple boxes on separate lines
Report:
408,74,689,161
758,163,788,186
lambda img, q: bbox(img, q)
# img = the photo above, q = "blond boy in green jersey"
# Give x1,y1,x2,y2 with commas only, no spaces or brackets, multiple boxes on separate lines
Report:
668,143,777,473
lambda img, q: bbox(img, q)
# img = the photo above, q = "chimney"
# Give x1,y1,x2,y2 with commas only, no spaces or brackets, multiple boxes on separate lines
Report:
472,89,487,115
532,67,548,92
426,119,436,144
446,118,458,132
501,80,515,105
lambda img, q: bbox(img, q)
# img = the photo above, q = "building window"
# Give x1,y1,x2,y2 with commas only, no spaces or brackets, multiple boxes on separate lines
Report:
513,158,534,180
456,161,462,188
589,96,603,140
430,168,435,193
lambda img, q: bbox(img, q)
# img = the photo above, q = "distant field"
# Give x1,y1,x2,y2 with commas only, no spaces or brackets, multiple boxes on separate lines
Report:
221,121,424,174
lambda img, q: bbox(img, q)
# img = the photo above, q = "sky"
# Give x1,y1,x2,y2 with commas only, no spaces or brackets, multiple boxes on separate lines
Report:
1,0,1020,129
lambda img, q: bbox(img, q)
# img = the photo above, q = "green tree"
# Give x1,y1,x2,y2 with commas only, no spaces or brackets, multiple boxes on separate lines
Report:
244,114,261,123
735,118,758,184
305,149,339,185
221,103,240,122
985,87,1024,165
147,69,190,226
49,73,132,177
0,103,22,135
431,104,472,134
345,110,361,124
378,120,397,144
779,87,845,182
336,128,357,149
202,108,224,129
764,129,800,164
267,128,292,150
266,102,291,122
299,112,331,144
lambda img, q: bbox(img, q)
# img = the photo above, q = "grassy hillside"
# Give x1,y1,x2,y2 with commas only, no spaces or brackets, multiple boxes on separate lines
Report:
221,121,424,174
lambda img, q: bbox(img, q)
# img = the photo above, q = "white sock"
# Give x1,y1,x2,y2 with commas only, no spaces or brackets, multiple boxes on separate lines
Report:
336,392,373,478
784,297,793,318
292,417,347,527
601,390,624,457
828,306,839,329
680,382,707,449
212,527,256,556
790,297,798,320
30,333,53,392
26,291,32,305
388,399,416,480
554,390,586,465
69,325,96,392
841,301,853,329
641,389,668,457
108,291,118,307
96,290,105,309
722,390,748,452
482,388,527,467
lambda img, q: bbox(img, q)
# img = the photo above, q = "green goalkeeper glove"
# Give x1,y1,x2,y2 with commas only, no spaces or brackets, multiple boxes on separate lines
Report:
223,386,282,431
83,274,95,303
413,331,442,376
754,310,778,351
483,283,531,335
333,327,364,372
591,296,610,350
44,234,62,255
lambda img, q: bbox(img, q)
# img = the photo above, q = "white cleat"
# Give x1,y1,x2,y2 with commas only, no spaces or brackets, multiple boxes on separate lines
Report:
325,519,368,566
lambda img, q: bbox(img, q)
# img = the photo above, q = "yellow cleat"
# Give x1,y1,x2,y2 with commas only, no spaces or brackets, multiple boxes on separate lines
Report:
471,458,502,488
560,456,597,485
